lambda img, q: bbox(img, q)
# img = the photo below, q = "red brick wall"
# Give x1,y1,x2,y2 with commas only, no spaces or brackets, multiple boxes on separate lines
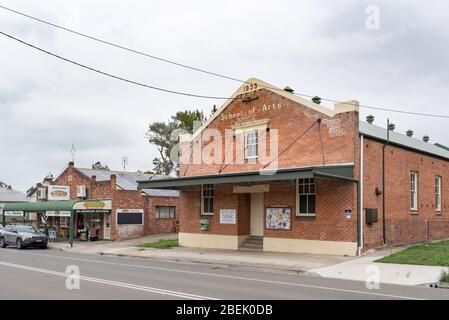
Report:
180,89,359,177
180,180,357,242
362,137,449,248
50,165,179,240
143,196,179,234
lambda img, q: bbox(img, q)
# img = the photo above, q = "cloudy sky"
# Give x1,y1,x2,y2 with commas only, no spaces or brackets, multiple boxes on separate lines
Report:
1,0,448,191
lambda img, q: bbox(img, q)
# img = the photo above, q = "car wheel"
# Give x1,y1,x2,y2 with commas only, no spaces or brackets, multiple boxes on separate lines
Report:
16,239,24,250
0,238,6,248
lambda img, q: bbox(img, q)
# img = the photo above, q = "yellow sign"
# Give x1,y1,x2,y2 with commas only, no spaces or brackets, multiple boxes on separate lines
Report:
73,200,112,211
84,201,105,209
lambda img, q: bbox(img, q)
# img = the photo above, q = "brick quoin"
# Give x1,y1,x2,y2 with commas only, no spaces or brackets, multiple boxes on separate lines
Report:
174,80,449,254
49,163,179,240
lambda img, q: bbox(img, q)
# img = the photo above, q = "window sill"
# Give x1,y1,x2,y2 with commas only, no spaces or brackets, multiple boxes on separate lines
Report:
201,213,214,217
296,214,316,218
436,211,442,215
410,211,419,215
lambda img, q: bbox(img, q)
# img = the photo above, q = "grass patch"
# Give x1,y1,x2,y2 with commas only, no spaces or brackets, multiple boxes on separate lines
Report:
376,240,449,267
440,269,449,283
136,239,179,249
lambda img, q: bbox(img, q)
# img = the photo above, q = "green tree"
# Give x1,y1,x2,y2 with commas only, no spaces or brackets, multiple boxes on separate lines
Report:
92,162,110,170
147,109,207,176
0,181,7,188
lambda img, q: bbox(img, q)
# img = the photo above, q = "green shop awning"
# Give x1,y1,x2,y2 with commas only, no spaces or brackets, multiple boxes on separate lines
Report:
2,200,79,213
137,164,355,190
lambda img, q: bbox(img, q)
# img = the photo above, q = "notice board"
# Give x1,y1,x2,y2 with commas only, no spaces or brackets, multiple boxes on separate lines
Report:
266,207,292,230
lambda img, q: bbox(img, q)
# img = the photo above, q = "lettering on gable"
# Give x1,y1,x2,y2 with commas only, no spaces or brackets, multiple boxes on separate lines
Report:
220,103,283,122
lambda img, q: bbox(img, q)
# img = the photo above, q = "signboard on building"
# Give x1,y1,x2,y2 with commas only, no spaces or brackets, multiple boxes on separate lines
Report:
47,186,70,201
46,210,71,217
266,207,292,230
73,200,112,212
116,209,144,225
220,209,237,224
4,211,24,217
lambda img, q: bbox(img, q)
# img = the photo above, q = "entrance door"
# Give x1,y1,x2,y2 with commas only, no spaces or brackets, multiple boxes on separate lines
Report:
103,214,111,240
250,193,264,236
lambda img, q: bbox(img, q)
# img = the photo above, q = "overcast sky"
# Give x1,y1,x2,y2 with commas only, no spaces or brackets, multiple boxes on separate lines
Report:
1,0,448,191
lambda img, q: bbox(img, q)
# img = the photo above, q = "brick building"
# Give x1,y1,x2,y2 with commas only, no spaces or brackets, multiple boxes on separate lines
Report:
33,162,179,241
138,78,449,256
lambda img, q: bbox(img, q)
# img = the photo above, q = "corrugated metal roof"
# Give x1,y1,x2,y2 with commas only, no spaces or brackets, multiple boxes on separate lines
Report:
359,121,449,161
76,169,178,197
0,188,29,203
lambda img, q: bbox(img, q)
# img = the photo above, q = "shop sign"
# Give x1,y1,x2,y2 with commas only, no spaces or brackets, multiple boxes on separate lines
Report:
46,210,71,217
73,200,112,211
266,207,292,230
48,186,70,201
4,211,24,217
220,209,237,224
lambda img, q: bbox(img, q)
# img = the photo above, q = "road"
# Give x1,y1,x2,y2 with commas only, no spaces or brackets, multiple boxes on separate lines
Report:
0,247,448,300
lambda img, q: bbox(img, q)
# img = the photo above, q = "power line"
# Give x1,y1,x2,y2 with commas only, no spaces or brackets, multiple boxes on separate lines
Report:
1,4,449,118
0,30,235,100
0,4,243,83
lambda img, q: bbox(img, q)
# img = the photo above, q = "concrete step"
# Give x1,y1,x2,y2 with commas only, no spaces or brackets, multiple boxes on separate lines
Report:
240,236,263,251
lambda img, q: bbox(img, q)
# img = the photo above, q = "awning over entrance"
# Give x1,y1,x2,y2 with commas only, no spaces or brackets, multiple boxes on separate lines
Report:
2,200,79,212
137,164,355,190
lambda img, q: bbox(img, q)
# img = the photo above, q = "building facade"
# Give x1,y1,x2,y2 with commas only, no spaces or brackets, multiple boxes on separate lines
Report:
138,78,449,256
33,162,179,241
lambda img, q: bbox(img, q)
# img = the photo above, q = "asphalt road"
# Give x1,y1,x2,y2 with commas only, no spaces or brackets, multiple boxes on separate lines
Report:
0,247,448,300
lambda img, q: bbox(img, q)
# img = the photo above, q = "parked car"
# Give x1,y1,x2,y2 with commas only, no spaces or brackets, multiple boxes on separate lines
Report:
0,224,48,249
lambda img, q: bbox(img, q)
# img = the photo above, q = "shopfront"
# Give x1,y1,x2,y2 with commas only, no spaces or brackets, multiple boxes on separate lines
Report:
72,200,112,242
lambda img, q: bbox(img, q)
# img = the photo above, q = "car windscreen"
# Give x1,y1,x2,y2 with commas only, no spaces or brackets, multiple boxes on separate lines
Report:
16,226,38,233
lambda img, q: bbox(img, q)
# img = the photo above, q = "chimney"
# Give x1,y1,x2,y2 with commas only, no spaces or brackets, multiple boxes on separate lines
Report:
283,86,294,94
110,174,117,188
366,115,374,124
388,123,396,131
406,129,414,137
423,135,430,143
91,175,96,183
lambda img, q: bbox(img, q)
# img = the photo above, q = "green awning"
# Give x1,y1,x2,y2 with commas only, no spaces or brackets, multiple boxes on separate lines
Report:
137,164,355,190
2,200,79,212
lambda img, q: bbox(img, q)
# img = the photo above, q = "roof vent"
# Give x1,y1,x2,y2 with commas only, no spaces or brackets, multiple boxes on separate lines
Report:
283,86,294,94
312,96,322,104
423,135,430,143
406,129,413,137
366,115,374,124
388,123,396,131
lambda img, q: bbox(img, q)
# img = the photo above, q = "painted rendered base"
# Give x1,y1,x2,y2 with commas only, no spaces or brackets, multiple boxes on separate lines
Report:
264,237,358,256
179,233,248,250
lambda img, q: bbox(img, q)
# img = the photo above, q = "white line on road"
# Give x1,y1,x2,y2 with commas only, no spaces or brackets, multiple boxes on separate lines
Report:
2,250,425,300
0,260,218,300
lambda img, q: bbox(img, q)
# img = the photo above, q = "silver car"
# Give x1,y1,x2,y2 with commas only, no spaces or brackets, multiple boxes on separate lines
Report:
0,224,48,249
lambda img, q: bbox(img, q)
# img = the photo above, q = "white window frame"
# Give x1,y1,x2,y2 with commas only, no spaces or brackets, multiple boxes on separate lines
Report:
410,172,418,211
244,130,258,160
201,184,214,216
436,176,442,213
296,178,316,217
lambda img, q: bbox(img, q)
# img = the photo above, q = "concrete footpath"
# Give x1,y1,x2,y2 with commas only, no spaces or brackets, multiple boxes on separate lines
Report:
311,248,447,286
49,235,447,286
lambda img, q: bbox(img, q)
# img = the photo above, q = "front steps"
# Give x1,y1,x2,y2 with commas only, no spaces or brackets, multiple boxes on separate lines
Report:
240,236,263,251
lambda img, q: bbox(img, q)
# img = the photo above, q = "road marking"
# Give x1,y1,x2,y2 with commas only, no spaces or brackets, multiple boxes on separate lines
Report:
0,260,218,300
1,250,425,300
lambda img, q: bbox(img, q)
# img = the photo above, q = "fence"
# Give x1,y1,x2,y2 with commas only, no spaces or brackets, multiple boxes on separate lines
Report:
385,218,449,246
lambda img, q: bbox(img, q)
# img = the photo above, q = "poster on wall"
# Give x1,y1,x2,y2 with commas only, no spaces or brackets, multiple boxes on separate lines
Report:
47,186,70,201
220,209,237,224
266,207,292,230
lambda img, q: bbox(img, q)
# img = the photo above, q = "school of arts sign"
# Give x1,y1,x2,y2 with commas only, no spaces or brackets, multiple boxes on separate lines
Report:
220,103,283,122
